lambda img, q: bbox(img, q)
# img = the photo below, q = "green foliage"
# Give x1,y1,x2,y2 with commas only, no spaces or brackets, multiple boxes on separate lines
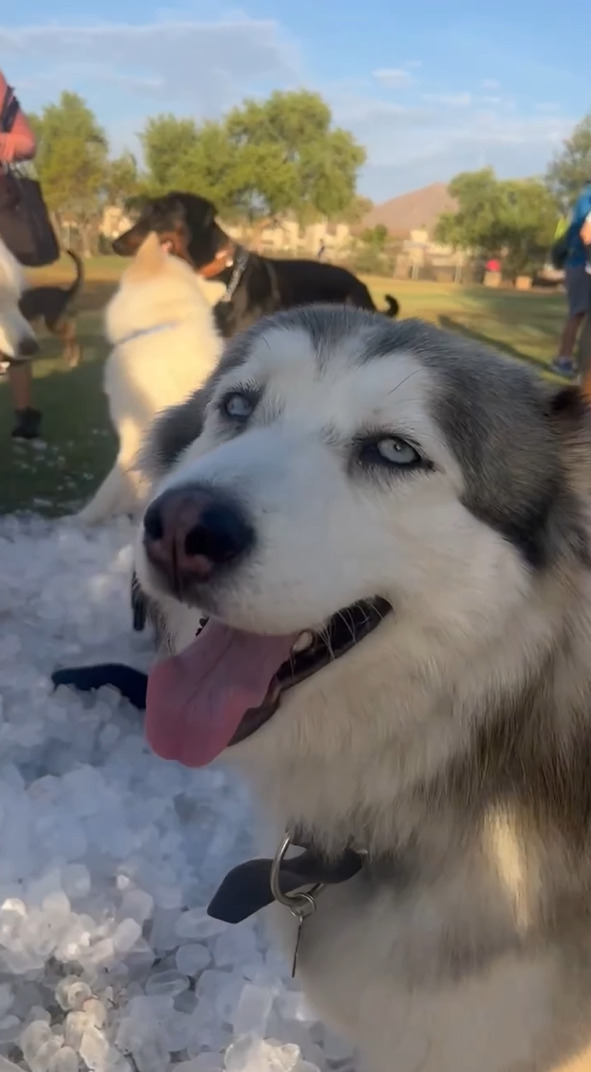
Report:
435,167,558,279
139,90,365,222
32,92,108,222
104,151,141,207
359,224,388,252
545,114,591,207
31,87,366,242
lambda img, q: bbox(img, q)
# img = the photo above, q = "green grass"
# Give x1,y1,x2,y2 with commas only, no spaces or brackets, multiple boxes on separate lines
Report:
0,260,567,516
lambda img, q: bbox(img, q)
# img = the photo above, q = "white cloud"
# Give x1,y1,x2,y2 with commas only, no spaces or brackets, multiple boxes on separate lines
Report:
373,68,413,88
2,14,579,202
422,92,472,108
481,78,501,91
0,16,299,116
330,90,574,200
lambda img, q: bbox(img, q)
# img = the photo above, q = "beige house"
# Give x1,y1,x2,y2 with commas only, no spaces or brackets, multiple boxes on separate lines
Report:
99,203,353,258
100,205,133,239
227,218,353,257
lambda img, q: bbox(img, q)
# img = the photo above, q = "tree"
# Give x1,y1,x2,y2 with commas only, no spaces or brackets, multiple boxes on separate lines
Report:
545,115,591,207
31,92,109,252
104,151,141,208
140,89,366,224
140,114,203,192
435,168,506,255
342,195,374,226
225,90,366,223
359,224,388,253
435,168,558,279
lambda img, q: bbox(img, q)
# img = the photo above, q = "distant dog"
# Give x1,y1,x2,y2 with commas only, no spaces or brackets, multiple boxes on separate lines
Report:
127,308,591,1072
112,191,399,338
76,232,222,525
19,250,84,367
0,233,39,363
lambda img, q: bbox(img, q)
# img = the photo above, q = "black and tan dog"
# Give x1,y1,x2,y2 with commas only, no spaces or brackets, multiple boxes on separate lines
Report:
20,250,84,367
112,191,399,338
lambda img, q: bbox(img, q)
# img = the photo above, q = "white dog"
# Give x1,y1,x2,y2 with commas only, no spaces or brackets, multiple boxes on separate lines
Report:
135,307,591,1072
77,232,222,524
0,234,38,365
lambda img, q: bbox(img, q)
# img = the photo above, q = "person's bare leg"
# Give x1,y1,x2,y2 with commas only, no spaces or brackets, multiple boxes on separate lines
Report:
558,313,585,360
8,362,33,410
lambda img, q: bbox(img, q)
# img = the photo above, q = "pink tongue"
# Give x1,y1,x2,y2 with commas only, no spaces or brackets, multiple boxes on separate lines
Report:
145,621,296,767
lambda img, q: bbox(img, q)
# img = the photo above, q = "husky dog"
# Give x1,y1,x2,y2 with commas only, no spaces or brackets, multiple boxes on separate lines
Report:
0,234,39,363
135,306,591,1072
77,232,222,524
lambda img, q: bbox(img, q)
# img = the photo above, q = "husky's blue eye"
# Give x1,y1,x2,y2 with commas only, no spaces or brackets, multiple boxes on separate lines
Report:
360,436,421,468
222,392,254,420
374,437,419,465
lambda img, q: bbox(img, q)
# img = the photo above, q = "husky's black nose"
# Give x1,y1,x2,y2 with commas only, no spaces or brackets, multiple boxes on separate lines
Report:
143,486,254,586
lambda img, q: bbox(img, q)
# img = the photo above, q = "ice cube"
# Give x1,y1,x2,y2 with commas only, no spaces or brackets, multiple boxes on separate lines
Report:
79,1026,109,1072
20,1020,53,1065
224,1036,276,1072
119,888,153,924
81,998,106,1030
56,978,92,1012
113,918,142,954
0,983,13,1017
47,1047,79,1072
175,943,210,976
175,908,227,941
0,1056,25,1072
0,1014,21,1043
177,1056,223,1072
232,984,274,1039
60,864,91,900
63,1011,88,1051
144,969,190,998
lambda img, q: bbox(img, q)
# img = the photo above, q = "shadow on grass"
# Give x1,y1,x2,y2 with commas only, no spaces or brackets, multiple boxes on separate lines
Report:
437,315,555,376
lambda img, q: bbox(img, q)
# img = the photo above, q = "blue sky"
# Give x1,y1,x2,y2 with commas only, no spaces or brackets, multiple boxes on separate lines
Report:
1,0,589,203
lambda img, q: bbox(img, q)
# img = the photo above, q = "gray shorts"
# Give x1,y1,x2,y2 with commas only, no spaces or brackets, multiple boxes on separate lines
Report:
565,265,591,317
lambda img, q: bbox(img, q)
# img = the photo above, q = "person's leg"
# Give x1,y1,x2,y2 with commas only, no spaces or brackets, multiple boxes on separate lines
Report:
578,277,591,399
552,267,588,377
9,361,32,410
8,362,42,439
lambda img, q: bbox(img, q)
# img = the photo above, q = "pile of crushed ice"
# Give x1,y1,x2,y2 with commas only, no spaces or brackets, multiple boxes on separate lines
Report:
0,516,355,1072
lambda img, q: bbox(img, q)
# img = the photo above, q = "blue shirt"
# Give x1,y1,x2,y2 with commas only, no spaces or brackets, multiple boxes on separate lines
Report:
565,184,591,267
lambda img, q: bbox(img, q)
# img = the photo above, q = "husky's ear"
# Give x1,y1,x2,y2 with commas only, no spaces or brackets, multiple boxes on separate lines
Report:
126,231,167,278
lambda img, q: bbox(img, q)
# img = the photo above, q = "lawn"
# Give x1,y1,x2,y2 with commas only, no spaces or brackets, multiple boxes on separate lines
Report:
0,257,567,516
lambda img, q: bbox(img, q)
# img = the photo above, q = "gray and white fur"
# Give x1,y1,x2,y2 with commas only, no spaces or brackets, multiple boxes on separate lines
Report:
136,307,591,1072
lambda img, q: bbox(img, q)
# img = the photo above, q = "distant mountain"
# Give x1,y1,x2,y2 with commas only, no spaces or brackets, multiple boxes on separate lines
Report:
362,182,458,238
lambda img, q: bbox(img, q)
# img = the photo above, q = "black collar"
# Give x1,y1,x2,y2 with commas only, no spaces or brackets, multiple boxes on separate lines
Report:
207,841,366,924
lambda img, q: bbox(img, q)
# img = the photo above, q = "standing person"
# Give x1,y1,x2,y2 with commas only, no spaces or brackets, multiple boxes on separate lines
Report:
0,70,42,439
552,179,591,379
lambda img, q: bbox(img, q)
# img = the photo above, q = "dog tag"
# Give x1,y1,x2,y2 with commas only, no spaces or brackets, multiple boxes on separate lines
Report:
288,893,316,979
291,912,306,978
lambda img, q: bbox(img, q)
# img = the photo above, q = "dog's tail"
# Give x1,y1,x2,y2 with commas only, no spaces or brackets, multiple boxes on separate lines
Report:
64,249,85,300
382,294,399,318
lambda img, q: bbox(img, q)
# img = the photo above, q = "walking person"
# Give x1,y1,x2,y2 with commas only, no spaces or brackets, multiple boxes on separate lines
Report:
0,70,43,438
552,179,591,380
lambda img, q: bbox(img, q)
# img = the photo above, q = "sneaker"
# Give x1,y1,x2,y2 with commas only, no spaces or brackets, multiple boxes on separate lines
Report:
11,407,42,440
550,356,576,378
